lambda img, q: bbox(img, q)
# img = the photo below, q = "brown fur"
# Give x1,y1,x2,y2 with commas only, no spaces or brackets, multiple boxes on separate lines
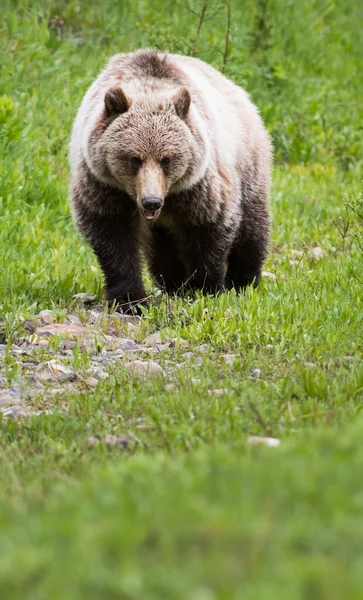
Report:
69,50,272,312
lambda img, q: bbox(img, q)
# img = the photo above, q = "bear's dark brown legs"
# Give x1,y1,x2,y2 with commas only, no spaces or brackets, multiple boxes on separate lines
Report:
148,226,186,294
82,211,147,312
72,171,147,313
179,223,230,294
225,212,269,290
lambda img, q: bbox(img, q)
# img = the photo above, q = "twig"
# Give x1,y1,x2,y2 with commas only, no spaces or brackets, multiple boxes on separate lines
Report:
190,1,210,57
222,0,231,73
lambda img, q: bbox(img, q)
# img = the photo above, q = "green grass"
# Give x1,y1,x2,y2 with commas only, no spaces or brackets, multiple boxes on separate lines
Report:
0,0,363,597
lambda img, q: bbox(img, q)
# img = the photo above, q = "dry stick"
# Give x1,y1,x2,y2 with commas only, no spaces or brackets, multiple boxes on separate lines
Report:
190,0,210,57
222,0,231,73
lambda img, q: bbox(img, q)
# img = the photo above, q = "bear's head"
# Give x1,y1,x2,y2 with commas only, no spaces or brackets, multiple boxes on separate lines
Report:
98,85,198,221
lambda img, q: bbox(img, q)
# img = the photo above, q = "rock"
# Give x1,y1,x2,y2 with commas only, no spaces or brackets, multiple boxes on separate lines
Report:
183,352,194,360
117,338,137,351
0,390,21,406
310,246,324,259
220,354,237,364
208,388,229,397
251,368,262,377
87,367,109,381
144,332,163,345
165,383,177,391
262,271,276,280
85,377,99,387
171,337,189,349
22,319,37,334
155,343,171,352
247,436,281,448
111,313,141,325
36,323,92,338
124,360,164,376
86,433,140,449
304,362,316,369
198,344,210,354
37,360,73,376
39,310,55,325
66,314,82,326
1,406,27,419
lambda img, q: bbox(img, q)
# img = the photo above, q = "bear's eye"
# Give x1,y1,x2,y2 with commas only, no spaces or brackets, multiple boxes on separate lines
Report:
130,156,143,169
160,157,171,170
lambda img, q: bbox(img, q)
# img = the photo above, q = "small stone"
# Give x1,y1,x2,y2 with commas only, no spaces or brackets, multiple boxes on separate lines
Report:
165,383,177,391
290,249,304,257
39,310,55,325
183,352,194,360
304,362,316,369
144,332,163,345
38,360,73,376
58,372,77,383
310,246,324,259
86,433,139,449
251,368,261,377
23,319,37,334
36,323,92,338
125,360,164,376
0,391,21,406
112,313,141,325
85,377,99,387
1,406,26,419
117,338,136,351
208,388,228,397
247,436,281,448
155,343,171,352
198,344,209,354
220,354,237,364
171,337,189,349
66,314,82,326
289,260,301,267
262,271,276,280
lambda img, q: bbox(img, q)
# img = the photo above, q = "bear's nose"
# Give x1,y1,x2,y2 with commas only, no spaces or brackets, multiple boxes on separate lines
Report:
141,197,162,211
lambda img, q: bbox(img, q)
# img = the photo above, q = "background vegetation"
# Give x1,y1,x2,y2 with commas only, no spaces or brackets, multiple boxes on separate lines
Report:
0,0,362,597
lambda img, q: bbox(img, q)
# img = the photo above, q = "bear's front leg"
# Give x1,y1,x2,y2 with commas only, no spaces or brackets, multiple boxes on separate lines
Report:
72,176,147,313
179,223,231,294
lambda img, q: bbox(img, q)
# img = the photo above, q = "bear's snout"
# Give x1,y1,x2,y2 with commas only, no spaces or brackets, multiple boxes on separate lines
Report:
141,196,163,221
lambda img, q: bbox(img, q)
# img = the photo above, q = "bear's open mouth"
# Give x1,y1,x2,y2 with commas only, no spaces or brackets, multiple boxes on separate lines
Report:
142,209,160,221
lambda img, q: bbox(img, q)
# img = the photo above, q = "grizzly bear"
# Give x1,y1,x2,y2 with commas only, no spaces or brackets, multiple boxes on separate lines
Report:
69,49,272,312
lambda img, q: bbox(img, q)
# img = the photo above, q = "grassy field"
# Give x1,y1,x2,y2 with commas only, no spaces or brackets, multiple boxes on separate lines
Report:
0,0,363,597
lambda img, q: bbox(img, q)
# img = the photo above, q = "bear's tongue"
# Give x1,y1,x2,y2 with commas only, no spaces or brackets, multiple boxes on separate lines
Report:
144,210,157,221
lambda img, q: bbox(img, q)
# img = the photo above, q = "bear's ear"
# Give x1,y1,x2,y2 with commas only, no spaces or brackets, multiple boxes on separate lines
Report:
104,87,130,117
173,87,191,120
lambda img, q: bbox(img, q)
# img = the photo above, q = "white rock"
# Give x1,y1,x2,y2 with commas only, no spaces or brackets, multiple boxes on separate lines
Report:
39,310,55,325
208,388,229,397
262,271,276,280
247,436,281,448
220,354,237,364
310,246,324,259
144,332,163,345
171,337,189,349
251,368,262,377
125,360,164,376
